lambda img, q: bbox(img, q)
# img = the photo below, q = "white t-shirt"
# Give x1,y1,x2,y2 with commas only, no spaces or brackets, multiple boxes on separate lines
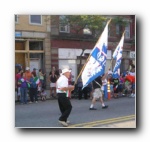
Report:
56,75,68,93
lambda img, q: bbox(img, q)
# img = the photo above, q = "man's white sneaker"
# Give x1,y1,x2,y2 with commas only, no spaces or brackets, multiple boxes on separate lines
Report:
59,121,68,127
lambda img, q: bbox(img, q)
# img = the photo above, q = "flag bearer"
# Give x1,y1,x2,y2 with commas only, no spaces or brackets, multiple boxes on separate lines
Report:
89,76,108,110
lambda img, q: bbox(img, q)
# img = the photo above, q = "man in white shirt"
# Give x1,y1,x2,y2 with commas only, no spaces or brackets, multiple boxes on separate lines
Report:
56,68,74,127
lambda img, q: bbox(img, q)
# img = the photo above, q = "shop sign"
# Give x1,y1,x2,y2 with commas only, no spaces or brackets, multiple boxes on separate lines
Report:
15,32,22,37
130,51,135,58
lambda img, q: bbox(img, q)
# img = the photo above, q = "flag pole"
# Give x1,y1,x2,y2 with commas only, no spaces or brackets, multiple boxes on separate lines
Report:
74,19,112,85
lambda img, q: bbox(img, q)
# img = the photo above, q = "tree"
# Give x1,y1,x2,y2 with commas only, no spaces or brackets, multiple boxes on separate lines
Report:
60,15,107,38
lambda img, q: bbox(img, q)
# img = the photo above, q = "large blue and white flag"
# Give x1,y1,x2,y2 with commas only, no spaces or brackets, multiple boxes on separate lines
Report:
112,33,124,78
81,20,110,88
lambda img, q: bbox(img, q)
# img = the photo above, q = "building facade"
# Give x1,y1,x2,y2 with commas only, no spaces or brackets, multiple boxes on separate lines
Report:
50,15,135,82
15,15,51,88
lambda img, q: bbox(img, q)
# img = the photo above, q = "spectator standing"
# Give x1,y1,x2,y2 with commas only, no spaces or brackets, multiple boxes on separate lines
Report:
18,72,28,104
82,85,90,100
39,69,46,89
49,66,60,77
25,67,32,81
49,70,57,98
88,82,93,100
24,67,32,102
29,72,38,103
32,68,37,77
107,73,113,97
77,76,83,100
15,69,23,102
101,72,108,100
68,68,74,85
128,68,135,98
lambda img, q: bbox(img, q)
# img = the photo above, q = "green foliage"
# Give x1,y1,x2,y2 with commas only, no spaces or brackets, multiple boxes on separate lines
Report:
112,16,128,35
112,16,128,27
60,15,108,37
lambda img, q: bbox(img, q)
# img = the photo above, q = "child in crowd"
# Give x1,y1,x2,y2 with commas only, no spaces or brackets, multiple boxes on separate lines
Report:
41,89,47,101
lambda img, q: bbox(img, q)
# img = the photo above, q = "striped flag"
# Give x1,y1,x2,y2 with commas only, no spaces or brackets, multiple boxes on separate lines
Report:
112,33,125,78
81,19,111,89
66,90,70,98
34,77,40,85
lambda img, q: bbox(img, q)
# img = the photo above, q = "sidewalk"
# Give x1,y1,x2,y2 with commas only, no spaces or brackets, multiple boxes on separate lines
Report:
15,89,56,102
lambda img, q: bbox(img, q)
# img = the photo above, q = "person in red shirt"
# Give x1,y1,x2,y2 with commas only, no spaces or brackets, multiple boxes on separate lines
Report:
125,75,135,97
15,69,23,102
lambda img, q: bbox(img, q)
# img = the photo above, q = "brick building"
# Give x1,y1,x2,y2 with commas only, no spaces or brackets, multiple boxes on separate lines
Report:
15,15,51,88
15,15,135,88
50,15,135,82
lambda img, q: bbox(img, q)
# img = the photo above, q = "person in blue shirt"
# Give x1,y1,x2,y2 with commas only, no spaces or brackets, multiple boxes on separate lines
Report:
18,72,28,104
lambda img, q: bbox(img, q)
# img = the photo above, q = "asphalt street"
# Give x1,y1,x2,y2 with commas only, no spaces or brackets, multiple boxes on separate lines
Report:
15,96,135,128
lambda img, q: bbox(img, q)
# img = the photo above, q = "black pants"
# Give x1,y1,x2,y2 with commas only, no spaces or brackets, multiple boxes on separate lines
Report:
29,88,38,102
57,93,72,122
82,87,88,99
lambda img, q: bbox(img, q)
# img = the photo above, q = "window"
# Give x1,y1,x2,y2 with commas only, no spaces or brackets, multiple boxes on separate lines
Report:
29,15,42,25
59,15,70,33
15,15,18,23
59,25,70,33
125,23,130,38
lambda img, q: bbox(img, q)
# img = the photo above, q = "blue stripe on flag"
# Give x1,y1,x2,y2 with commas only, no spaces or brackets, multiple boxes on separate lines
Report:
112,59,121,78
82,44,107,88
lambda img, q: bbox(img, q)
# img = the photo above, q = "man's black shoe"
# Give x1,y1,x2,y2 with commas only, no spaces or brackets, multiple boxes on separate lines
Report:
89,107,97,110
102,105,108,109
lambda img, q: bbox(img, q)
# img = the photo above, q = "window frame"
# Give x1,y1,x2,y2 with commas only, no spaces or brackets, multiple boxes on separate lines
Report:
125,23,130,39
59,15,70,33
29,15,42,25
59,24,70,33
15,15,18,23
